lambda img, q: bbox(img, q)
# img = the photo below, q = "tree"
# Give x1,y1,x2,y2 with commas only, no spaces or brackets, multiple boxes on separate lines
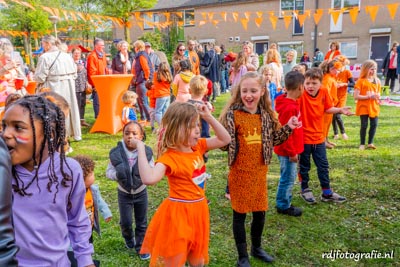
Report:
99,0,157,43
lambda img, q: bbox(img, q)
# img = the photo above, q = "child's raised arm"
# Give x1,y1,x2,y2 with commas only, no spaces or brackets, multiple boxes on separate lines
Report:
196,103,231,150
134,142,166,185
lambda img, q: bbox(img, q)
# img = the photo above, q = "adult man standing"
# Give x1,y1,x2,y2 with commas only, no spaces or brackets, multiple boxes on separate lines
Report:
382,42,398,93
144,42,160,71
87,38,107,119
188,40,200,75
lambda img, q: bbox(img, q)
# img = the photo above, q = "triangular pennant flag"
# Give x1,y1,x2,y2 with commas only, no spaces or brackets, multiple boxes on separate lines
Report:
212,20,219,26
69,11,77,22
62,10,69,20
256,11,263,18
52,8,59,17
387,3,399,20
77,12,86,21
255,17,263,28
177,21,184,27
283,15,292,29
365,5,379,22
240,18,248,31
244,12,250,20
199,20,206,26
20,1,35,10
207,12,214,22
220,12,227,21
269,13,278,30
313,9,323,25
201,12,207,20
293,10,299,19
329,8,341,25
297,14,307,27
164,12,170,22
349,7,358,24
41,6,55,16
146,12,153,19
232,12,238,22
174,11,183,18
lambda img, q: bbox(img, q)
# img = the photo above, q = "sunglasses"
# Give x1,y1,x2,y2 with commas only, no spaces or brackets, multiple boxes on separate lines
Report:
179,48,186,51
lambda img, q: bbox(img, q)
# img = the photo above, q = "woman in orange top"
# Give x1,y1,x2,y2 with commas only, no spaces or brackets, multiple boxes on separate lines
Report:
333,55,354,140
354,60,381,150
152,62,172,131
320,59,342,148
132,102,230,267
324,41,341,61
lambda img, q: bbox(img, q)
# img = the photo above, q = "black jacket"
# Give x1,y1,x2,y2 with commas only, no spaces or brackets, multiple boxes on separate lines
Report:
0,138,18,266
109,142,153,192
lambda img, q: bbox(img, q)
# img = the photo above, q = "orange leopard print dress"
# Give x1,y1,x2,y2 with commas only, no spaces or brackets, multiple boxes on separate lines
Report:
228,110,268,213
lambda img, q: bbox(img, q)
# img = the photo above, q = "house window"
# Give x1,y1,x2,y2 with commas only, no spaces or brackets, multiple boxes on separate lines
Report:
330,0,360,32
143,13,159,30
280,0,304,35
339,41,357,59
184,9,195,26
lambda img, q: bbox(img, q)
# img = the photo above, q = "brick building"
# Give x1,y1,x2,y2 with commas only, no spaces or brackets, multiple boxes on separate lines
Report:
113,0,400,69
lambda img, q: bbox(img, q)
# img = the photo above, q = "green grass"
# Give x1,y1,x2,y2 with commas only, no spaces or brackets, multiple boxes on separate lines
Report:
71,93,400,266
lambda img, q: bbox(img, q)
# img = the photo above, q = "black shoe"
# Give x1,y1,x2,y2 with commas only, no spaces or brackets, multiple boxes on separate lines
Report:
251,247,274,263
237,257,251,267
277,205,302,217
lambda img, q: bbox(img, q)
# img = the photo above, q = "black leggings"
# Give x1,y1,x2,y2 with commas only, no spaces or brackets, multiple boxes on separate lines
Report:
232,210,265,246
332,113,345,135
360,115,378,145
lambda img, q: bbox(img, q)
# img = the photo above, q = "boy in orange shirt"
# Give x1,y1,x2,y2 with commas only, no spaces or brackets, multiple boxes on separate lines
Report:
298,68,352,204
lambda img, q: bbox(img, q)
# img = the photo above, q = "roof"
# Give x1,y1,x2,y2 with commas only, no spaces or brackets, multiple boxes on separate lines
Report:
145,0,257,11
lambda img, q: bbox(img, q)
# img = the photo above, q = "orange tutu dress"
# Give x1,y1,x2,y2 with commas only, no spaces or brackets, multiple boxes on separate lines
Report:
140,139,210,267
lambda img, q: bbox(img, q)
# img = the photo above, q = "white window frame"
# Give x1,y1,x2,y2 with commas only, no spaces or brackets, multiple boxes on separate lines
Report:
330,0,360,33
143,13,159,30
339,40,358,59
279,0,304,35
277,41,304,61
183,9,195,27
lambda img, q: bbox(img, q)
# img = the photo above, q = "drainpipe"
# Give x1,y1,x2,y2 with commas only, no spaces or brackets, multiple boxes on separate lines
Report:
313,0,319,52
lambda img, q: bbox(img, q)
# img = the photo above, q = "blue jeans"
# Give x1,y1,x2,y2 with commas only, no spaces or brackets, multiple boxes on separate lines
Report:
92,90,99,119
299,143,330,191
118,188,148,253
220,70,228,93
136,82,150,121
276,156,297,210
155,96,170,126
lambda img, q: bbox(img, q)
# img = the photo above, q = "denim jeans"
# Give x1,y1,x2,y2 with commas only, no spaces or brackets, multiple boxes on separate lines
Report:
136,82,150,121
118,188,148,253
276,156,297,210
154,96,170,126
92,90,99,119
220,70,228,93
299,143,330,191
360,115,378,145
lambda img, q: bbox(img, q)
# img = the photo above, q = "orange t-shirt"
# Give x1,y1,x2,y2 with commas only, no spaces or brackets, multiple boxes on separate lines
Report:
322,73,338,106
152,73,171,98
299,87,333,144
354,78,380,118
336,69,352,107
157,139,208,200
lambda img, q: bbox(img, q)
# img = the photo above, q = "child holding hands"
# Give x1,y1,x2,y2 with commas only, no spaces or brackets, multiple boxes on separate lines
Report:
219,71,300,266
353,60,381,150
132,101,230,267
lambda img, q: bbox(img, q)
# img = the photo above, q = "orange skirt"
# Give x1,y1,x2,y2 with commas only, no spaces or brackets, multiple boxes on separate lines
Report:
140,197,210,267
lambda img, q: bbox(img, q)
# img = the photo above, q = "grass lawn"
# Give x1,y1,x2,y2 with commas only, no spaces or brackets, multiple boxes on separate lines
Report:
71,93,399,267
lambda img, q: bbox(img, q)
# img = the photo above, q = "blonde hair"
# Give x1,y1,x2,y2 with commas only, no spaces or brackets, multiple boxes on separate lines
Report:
133,40,145,51
265,49,281,65
214,45,221,54
157,102,199,157
117,40,129,50
232,52,248,73
219,71,278,130
122,91,138,104
359,60,377,79
189,75,208,98
258,64,275,76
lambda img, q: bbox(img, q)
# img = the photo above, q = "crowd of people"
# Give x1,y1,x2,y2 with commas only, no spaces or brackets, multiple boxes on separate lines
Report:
0,34,392,267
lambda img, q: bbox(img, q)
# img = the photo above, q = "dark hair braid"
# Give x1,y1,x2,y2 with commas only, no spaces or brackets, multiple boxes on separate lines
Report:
10,95,74,210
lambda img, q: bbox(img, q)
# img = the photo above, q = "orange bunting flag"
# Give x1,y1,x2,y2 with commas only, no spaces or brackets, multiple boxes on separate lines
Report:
20,1,35,10
256,11,263,18
177,21,184,26
62,10,69,20
292,10,298,19
125,21,132,28
313,9,323,25
387,3,399,20
329,8,342,25
174,11,183,18
269,13,278,30
199,20,206,26
348,7,358,24
240,18,248,31
220,12,227,21
207,12,214,21
52,8,60,17
365,5,379,22
212,20,219,26
297,14,307,27
134,12,141,21
232,12,239,22
77,12,86,21
41,6,55,16
244,12,250,20
146,12,153,19
201,12,207,20
255,17,263,28
69,11,77,22
283,15,292,29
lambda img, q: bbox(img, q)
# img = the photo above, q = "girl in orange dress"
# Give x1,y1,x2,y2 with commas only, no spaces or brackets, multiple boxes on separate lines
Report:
354,60,381,150
219,72,300,266
131,102,230,267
